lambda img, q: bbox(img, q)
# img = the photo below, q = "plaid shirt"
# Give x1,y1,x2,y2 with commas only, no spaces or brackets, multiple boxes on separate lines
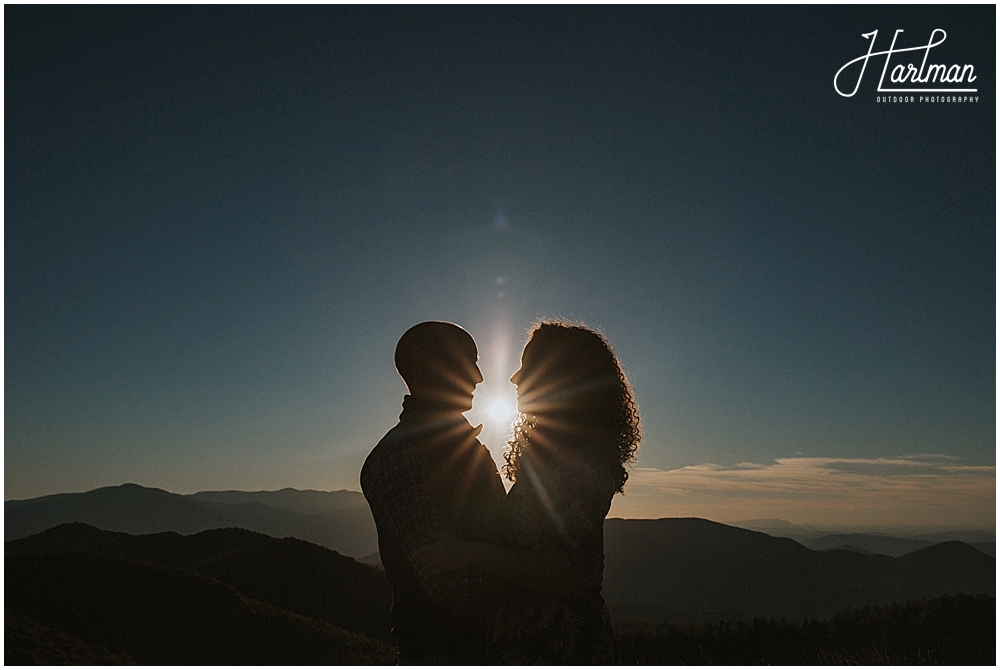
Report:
361,414,506,660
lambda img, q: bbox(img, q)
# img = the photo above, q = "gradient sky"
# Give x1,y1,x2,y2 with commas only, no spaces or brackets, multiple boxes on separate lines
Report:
6,6,995,531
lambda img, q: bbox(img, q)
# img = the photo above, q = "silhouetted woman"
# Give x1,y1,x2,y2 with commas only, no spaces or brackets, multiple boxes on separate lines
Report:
414,321,641,664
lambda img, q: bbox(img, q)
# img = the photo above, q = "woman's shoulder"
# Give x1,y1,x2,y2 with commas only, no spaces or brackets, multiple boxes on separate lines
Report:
555,452,619,501
506,455,610,502
503,456,615,544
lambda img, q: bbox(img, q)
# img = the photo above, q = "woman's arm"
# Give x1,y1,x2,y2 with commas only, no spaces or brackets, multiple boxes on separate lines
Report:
412,534,589,599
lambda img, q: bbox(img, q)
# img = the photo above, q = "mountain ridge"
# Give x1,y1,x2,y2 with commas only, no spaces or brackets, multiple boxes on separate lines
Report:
5,483,376,557
603,517,994,621
11,514,992,626
7,521,394,643
4,484,995,620
5,550,393,664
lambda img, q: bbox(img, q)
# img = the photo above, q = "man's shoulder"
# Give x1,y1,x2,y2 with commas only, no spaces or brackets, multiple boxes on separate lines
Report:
362,422,454,495
362,424,415,483
361,419,495,496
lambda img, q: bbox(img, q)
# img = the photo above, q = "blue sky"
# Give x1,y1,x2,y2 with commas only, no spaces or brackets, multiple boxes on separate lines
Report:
5,6,994,530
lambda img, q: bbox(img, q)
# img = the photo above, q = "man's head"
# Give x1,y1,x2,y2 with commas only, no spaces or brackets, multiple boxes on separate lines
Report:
395,321,482,411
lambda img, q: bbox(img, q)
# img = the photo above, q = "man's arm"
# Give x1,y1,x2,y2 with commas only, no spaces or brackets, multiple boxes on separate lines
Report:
413,535,589,599
363,444,486,607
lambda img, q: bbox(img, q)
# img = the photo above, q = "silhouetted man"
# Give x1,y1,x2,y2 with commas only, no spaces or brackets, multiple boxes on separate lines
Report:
361,322,506,664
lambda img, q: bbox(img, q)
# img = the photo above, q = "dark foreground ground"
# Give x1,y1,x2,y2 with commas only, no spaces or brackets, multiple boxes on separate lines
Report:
7,593,993,665
615,593,995,665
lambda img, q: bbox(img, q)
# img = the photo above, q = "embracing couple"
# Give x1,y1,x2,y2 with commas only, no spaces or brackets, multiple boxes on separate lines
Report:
361,320,641,665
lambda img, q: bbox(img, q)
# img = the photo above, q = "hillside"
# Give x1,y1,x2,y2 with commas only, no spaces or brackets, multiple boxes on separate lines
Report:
603,517,995,622
5,483,377,557
797,532,996,558
729,521,996,557
189,488,368,514
5,552,394,664
5,615,132,665
893,541,997,595
799,532,939,557
725,519,997,557
6,522,394,643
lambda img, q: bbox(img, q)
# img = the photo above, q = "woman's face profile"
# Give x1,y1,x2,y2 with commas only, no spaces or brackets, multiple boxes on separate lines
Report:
510,363,525,411
510,336,556,416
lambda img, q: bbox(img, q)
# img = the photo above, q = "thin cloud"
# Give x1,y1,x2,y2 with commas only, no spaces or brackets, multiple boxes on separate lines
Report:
610,455,995,530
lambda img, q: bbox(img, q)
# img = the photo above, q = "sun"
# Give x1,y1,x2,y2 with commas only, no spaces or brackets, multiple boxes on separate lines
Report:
487,397,517,427
467,384,519,438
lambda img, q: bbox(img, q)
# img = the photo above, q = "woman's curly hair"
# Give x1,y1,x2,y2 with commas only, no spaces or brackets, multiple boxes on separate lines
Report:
502,321,641,494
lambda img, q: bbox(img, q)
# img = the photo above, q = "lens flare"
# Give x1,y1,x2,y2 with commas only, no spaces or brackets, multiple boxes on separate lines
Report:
487,397,517,426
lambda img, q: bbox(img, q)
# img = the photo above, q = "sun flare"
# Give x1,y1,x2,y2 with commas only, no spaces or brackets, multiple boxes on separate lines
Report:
469,386,519,439
487,397,517,426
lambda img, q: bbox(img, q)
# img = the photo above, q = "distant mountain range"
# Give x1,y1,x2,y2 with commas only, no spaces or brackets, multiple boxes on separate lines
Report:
10,484,994,561
603,517,994,623
5,483,995,625
796,532,995,558
5,483,377,557
729,518,995,556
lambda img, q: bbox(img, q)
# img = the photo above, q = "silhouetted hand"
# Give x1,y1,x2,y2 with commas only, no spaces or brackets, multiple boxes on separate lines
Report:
412,533,483,585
